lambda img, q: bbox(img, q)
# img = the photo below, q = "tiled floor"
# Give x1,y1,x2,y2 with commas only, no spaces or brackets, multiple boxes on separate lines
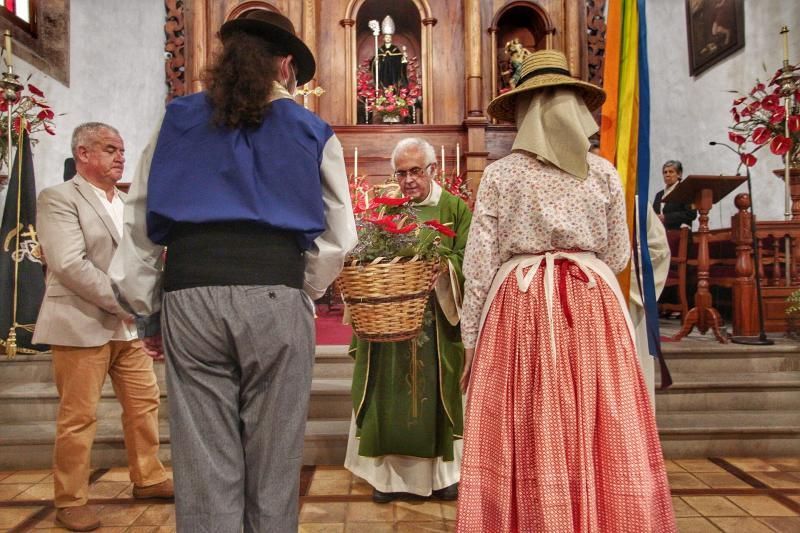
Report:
0,458,798,532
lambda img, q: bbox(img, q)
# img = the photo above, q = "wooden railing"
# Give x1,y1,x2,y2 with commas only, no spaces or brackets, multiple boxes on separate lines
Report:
701,193,800,335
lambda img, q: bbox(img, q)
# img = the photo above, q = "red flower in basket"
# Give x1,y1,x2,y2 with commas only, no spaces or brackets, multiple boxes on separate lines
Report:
384,221,417,234
424,219,456,238
374,196,412,207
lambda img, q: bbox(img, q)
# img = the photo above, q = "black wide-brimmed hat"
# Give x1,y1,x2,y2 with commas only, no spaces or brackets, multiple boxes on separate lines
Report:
220,10,316,86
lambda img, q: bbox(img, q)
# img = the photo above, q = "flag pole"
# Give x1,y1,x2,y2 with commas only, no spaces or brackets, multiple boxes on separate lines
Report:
0,30,23,357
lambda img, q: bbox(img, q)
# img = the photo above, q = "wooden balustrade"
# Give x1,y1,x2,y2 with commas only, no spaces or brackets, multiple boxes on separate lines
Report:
702,193,800,336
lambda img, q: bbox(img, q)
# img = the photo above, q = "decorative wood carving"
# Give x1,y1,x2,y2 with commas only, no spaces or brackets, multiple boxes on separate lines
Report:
165,0,186,102
586,0,606,89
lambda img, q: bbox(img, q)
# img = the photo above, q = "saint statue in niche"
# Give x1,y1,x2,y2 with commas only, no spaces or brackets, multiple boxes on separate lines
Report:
500,38,531,91
372,16,408,88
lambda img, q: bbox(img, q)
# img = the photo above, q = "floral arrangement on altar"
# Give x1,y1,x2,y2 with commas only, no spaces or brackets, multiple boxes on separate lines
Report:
357,57,422,123
436,169,472,206
728,63,800,169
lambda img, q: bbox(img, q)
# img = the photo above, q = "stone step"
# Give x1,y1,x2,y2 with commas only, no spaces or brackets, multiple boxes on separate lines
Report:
660,341,800,374
0,418,352,470
0,378,354,423
0,345,354,383
657,409,800,458
655,371,800,412
658,409,800,458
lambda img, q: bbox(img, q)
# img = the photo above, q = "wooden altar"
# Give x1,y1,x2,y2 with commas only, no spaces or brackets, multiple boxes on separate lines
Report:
164,0,598,186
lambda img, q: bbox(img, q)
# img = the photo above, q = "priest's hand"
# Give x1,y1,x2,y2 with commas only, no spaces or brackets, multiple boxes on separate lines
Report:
142,334,165,361
460,347,474,393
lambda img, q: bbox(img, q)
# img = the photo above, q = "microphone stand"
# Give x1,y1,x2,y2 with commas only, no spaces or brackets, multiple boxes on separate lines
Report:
709,141,773,345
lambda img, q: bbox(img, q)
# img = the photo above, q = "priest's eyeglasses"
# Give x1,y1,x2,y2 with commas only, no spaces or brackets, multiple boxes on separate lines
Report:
393,163,433,180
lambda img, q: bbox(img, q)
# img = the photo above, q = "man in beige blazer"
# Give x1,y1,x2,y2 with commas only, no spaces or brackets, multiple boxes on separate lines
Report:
33,122,172,532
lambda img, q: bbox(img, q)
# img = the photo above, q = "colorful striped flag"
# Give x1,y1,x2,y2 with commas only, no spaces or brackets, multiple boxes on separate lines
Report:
599,0,666,378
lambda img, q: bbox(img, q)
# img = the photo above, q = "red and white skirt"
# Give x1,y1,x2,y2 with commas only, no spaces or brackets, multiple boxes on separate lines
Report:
456,252,676,532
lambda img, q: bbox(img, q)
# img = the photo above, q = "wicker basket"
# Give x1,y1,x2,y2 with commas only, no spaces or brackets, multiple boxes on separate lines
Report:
336,257,439,342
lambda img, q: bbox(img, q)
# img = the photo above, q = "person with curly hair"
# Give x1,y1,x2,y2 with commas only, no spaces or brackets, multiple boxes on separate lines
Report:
110,10,357,532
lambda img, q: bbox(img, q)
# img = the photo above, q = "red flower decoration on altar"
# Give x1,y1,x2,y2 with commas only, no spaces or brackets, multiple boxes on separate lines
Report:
728,132,746,145
771,135,792,156
0,77,59,171
740,153,757,167
27,83,45,97
424,219,457,238
752,127,771,145
729,62,800,170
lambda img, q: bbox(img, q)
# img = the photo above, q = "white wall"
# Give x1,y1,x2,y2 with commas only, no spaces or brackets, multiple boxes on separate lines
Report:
0,0,166,213
647,0,800,228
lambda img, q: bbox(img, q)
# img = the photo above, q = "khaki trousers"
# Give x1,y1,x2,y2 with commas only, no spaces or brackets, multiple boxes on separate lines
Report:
52,340,167,507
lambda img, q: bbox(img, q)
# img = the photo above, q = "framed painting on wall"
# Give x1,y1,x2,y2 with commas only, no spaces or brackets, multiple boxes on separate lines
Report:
686,0,745,76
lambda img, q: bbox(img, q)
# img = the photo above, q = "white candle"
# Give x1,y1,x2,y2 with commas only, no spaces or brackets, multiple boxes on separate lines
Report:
456,143,461,176
782,26,790,62
3,30,12,69
441,145,445,175
354,147,358,177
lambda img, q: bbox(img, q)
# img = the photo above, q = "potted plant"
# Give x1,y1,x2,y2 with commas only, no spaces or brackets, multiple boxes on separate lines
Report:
336,187,458,342
785,288,800,339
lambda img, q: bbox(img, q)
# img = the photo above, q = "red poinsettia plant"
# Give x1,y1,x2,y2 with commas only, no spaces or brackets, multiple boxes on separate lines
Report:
728,63,800,169
348,189,457,263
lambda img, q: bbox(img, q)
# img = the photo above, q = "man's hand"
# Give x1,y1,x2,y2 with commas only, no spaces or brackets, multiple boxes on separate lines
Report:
142,334,164,361
460,347,474,393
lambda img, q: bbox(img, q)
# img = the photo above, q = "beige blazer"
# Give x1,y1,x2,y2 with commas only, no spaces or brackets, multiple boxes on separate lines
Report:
32,175,130,347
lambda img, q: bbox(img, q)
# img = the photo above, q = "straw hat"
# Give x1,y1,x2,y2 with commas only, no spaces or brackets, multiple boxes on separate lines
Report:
220,10,316,85
487,49,605,122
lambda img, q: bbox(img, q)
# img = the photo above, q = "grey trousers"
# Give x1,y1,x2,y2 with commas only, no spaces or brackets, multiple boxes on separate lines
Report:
162,285,315,533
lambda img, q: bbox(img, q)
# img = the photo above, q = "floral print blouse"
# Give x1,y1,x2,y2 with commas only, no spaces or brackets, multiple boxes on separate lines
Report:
461,151,630,348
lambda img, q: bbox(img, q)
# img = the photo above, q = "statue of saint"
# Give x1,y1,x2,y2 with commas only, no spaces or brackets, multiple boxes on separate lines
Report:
373,16,407,88
501,38,531,90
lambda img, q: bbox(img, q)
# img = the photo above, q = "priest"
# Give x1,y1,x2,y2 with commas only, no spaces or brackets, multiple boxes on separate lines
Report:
345,137,472,503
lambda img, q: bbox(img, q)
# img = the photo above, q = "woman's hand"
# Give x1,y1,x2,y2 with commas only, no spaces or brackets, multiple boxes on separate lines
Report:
460,348,475,393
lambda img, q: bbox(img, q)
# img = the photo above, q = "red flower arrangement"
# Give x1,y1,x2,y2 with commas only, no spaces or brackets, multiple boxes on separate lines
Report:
349,191,457,263
729,63,800,169
357,56,422,123
0,79,57,171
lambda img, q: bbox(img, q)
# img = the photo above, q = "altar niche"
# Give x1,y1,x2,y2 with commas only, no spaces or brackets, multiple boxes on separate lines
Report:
489,1,554,104
355,0,422,124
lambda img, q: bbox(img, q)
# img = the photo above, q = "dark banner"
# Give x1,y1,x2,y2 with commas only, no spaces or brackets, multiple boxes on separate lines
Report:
0,131,47,354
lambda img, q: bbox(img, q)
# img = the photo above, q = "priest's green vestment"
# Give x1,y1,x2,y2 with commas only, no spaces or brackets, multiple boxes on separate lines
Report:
350,188,472,460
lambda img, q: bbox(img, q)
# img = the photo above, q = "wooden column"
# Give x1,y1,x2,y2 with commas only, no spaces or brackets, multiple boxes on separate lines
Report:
301,0,319,114
463,0,487,192
421,17,436,125
464,0,481,118
564,0,586,78
340,17,356,124
187,0,209,93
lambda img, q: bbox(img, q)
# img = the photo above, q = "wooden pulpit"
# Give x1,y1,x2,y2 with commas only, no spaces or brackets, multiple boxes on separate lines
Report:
665,175,746,343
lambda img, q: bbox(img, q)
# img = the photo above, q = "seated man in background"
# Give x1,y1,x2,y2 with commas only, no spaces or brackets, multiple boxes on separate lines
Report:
345,137,472,503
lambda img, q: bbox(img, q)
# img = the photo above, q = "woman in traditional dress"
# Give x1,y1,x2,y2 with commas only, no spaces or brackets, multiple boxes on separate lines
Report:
456,50,676,532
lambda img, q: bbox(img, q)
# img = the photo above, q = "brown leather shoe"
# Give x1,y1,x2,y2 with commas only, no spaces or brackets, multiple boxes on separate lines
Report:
132,478,174,499
55,505,101,531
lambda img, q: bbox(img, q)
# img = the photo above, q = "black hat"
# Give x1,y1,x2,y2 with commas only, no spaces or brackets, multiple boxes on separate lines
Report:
219,10,316,86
